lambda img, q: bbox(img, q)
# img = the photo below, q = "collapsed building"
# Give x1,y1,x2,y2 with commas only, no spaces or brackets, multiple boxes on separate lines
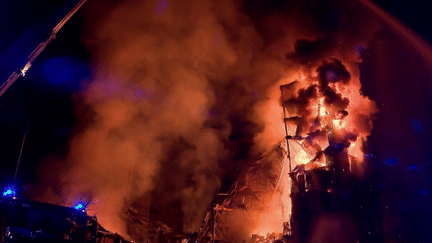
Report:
197,59,381,243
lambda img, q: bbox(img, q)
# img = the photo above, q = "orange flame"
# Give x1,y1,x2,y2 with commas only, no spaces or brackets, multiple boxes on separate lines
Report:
250,56,377,236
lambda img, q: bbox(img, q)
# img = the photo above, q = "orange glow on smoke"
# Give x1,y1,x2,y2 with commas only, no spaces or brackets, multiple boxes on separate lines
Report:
32,1,379,241
250,56,377,236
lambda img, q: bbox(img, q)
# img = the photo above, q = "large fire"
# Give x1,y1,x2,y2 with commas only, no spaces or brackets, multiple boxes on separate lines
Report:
33,0,381,241
247,57,378,236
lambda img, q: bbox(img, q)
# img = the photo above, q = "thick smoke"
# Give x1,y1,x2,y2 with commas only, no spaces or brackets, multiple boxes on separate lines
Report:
36,0,288,238
34,0,381,241
253,0,380,156
77,0,260,235
283,59,352,138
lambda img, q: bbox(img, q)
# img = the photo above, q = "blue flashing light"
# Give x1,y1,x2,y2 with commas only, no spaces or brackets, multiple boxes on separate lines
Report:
74,203,85,210
3,188,16,198
3,189,13,196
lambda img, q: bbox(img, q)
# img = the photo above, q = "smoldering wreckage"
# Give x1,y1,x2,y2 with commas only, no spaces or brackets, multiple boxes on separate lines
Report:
0,0,392,242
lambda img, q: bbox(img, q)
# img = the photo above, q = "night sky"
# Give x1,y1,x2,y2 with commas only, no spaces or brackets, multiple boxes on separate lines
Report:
1,0,432,242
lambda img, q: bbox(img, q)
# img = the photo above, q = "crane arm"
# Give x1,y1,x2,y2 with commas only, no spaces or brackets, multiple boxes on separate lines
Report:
0,0,88,98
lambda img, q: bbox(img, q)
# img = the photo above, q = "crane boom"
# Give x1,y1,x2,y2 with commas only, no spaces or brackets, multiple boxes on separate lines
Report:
0,0,88,98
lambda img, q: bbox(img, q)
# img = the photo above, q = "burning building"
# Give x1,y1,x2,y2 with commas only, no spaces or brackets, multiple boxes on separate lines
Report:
16,0,392,242
197,57,379,243
3,0,432,242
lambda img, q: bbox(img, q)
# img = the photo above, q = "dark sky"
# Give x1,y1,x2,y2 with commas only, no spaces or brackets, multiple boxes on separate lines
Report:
360,1,432,241
0,0,432,241
0,0,90,185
